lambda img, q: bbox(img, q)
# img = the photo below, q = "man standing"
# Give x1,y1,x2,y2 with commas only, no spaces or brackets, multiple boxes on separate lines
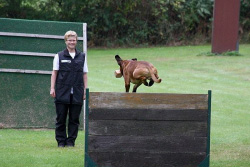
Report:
50,30,88,147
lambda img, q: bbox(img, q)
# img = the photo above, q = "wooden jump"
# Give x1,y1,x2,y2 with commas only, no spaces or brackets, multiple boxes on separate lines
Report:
84,90,212,167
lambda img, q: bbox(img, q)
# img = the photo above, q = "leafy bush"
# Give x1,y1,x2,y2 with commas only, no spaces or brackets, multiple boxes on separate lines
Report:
0,0,249,47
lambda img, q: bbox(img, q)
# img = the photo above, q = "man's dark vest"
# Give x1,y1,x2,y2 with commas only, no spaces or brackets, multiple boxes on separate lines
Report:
55,49,85,105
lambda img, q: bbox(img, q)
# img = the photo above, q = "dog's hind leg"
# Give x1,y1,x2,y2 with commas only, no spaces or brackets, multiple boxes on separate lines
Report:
149,79,154,86
139,77,149,86
133,83,142,92
143,81,149,86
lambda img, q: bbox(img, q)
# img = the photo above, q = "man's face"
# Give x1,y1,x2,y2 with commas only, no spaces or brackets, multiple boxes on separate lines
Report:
65,36,77,50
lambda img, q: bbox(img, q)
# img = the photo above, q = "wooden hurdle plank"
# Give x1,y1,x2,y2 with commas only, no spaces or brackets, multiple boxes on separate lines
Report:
88,136,207,153
85,91,211,167
89,92,208,110
89,108,208,121
87,152,206,167
89,120,207,137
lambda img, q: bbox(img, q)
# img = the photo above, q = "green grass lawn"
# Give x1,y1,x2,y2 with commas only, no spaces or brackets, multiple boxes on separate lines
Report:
0,129,85,167
1,44,250,166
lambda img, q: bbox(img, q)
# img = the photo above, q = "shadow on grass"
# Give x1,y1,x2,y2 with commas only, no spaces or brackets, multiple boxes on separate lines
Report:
197,51,244,57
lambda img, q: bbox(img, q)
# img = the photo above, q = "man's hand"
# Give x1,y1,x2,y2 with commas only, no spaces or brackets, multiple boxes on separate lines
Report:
50,88,56,98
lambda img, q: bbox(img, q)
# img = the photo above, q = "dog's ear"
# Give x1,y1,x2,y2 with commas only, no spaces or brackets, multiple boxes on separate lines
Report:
132,58,137,61
115,55,122,66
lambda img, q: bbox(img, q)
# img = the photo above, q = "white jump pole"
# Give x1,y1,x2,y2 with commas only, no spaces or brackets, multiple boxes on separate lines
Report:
83,23,87,131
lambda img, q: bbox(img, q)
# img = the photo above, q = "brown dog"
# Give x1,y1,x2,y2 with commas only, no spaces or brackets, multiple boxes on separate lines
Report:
115,55,162,92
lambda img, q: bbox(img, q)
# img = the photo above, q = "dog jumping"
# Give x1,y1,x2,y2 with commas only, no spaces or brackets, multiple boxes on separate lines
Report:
115,55,162,92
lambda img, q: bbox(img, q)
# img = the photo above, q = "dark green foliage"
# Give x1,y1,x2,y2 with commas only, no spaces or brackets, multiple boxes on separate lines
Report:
0,0,249,47
240,0,250,41
241,0,250,30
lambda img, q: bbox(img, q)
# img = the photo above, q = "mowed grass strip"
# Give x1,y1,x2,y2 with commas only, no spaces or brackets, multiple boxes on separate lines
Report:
0,129,85,167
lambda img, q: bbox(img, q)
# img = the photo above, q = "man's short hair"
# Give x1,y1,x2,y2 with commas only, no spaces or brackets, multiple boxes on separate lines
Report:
64,30,78,41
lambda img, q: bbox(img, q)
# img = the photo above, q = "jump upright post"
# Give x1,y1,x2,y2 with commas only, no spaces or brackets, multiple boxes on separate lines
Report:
84,90,212,167
0,18,87,129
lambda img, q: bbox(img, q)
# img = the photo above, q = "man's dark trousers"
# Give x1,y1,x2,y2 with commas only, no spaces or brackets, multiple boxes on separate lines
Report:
55,95,82,146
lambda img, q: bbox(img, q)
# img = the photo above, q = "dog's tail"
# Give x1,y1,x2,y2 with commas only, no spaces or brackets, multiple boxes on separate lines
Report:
148,67,162,83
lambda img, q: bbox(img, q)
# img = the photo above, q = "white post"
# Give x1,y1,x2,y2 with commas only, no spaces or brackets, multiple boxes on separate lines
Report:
83,23,87,131
83,23,87,56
